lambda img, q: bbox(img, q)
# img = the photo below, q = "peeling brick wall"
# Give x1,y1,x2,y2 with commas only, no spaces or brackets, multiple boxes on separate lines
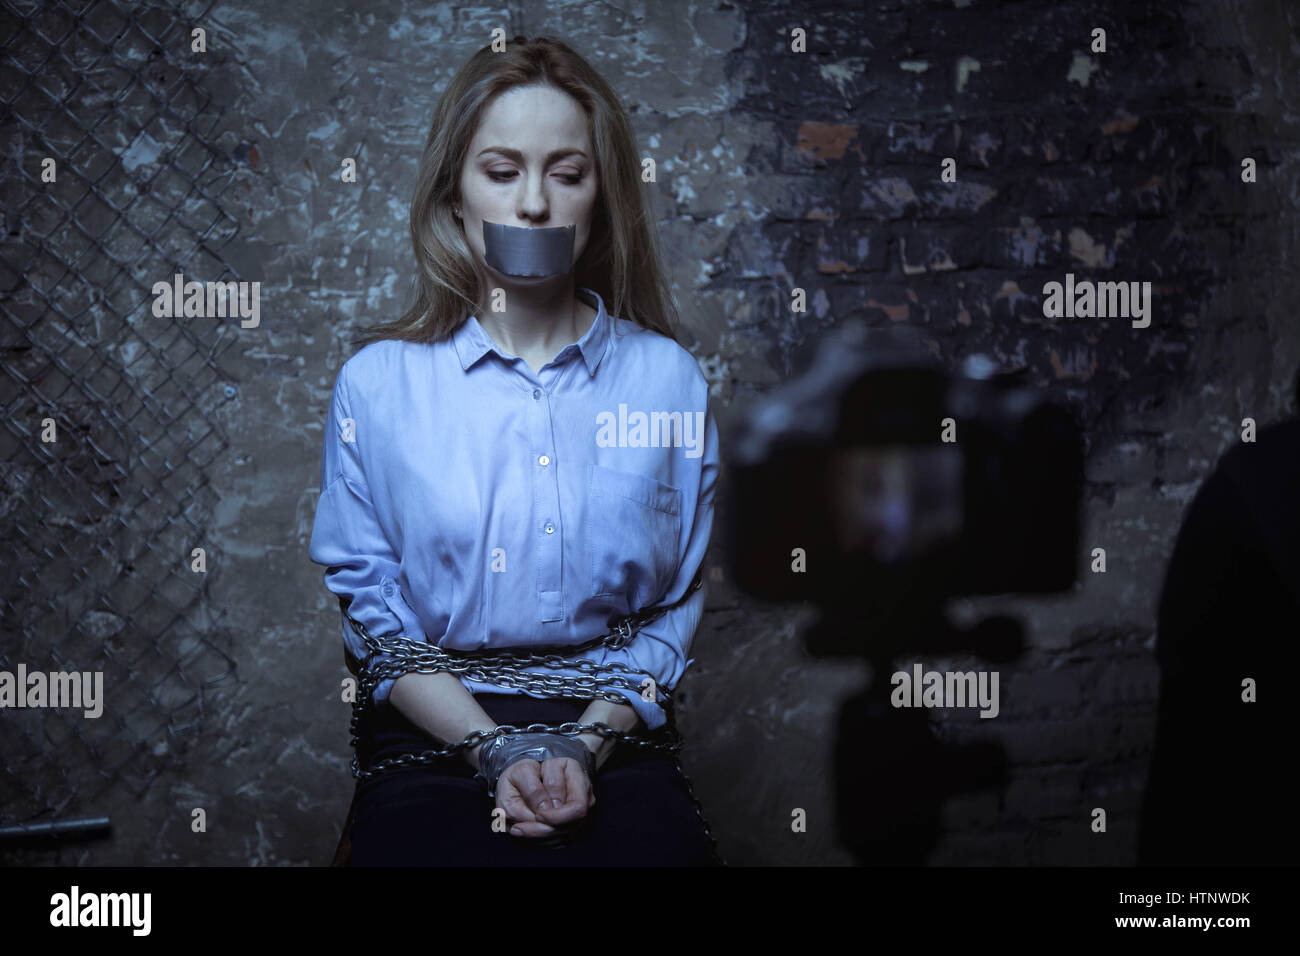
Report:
10,0,1295,865
688,0,1298,866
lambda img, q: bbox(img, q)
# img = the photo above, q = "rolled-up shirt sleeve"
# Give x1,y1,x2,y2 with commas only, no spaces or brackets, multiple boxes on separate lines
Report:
308,364,424,707
591,574,708,732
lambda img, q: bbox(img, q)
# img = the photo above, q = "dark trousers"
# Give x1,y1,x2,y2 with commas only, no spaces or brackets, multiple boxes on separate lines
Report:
349,693,720,866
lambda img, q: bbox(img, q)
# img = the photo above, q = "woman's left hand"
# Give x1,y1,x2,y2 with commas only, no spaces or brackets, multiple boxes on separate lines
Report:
496,755,595,838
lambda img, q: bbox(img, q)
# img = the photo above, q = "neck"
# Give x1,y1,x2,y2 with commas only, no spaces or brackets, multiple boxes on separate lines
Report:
475,277,591,358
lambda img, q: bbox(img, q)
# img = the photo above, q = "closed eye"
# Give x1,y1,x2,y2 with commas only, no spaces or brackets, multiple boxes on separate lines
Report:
487,171,583,184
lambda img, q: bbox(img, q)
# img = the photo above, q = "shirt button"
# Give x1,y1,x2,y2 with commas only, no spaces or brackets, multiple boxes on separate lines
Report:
538,455,550,466
532,389,541,400
544,522,555,534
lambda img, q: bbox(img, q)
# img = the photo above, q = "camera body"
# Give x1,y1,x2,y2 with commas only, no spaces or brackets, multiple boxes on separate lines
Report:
722,322,1083,608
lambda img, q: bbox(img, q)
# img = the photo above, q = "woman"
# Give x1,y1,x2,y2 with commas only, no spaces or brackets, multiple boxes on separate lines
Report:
308,35,721,866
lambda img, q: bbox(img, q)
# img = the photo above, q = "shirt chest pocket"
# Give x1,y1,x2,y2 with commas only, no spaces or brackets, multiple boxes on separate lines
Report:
586,463,683,608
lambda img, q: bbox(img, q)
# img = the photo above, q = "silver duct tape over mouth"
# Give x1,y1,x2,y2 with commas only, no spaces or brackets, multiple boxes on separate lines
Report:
482,220,576,277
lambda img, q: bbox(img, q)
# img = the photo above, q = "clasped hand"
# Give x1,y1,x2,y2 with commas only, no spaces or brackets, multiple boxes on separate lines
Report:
495,754,595,838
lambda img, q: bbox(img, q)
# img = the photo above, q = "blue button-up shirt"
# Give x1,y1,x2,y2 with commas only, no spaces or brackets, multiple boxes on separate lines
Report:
308,286,718,731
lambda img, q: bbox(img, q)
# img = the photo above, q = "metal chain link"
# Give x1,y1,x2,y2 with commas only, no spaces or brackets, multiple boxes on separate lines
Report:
340,569,724,864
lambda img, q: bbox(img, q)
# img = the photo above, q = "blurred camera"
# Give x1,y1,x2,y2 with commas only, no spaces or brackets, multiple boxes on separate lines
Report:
722,321,1084,610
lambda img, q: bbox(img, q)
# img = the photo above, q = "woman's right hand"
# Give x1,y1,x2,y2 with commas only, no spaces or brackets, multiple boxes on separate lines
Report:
495,755,595,838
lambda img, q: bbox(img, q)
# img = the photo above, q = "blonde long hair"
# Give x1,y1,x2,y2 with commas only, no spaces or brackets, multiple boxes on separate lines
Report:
352,35,681,348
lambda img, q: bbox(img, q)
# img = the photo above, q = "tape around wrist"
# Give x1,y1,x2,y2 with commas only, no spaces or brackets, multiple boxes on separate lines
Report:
476,731,596,798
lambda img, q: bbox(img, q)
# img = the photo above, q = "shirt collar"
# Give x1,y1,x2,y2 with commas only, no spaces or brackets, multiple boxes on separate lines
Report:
452,285,610,377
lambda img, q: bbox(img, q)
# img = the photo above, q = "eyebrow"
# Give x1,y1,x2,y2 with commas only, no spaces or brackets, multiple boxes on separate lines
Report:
476,146,589,164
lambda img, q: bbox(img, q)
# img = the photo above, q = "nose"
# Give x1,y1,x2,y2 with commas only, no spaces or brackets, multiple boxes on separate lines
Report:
516,169,549,222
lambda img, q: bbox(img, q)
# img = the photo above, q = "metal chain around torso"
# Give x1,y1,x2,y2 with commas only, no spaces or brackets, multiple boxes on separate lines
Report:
339,570,723,864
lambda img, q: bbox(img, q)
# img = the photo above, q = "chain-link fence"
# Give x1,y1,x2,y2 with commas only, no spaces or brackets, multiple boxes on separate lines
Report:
0,0,244,859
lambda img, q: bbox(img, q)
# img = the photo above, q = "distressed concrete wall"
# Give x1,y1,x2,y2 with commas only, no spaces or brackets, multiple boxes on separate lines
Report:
12,0,1296,865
